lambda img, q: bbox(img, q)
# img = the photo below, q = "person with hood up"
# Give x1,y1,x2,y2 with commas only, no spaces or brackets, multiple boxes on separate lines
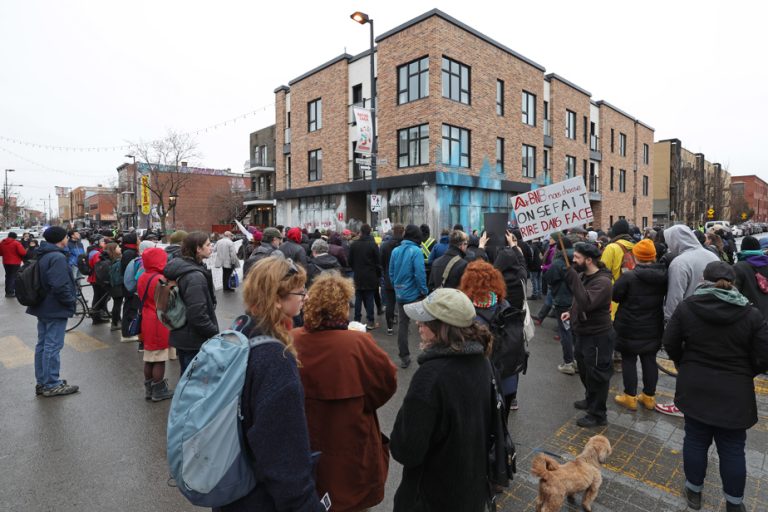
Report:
0,231,26,297
733,236,768,318
655,224,719,417
612,239,668,412
426,229,450,265
389,224,428,368
562,243,615,428
243,227,285,277
165,230,188,262
137,247,174,401
305,238,340,287
327,232,349,270
543,235,576,374
419,224,435,270
280,227,308,267
163,231,219,375
379,223,404,335
663,261,768,512
213,231,240,293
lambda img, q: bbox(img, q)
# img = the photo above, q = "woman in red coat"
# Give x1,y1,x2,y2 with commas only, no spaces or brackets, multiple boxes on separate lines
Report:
137,247,173,402
292,273,397,512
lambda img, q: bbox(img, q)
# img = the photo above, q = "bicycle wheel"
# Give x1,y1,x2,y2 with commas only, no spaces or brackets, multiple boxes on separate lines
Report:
66,296,87,332
656,347,678,378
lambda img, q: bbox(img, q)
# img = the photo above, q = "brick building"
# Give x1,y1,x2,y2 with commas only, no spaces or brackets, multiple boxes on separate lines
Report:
653,139,731,227
70,186,117,228
731,175,768,223
242,124,277,228
271,9,654,234
115,162,248,232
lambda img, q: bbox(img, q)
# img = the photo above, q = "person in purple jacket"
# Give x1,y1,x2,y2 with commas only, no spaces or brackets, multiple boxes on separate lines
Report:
534,233,560,325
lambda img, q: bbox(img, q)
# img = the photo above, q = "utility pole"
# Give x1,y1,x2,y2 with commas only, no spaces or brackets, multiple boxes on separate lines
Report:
3,169,16,229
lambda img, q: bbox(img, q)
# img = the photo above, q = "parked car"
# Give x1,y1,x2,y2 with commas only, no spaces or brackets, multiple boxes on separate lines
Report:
732,225,743,237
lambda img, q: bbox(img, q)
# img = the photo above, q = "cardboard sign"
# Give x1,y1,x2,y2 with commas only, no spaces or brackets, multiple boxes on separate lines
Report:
370,194,382,213
511,177,593,241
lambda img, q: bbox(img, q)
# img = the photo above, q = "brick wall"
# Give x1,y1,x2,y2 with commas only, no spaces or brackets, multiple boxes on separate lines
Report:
548,78,591,185
275,91,287,191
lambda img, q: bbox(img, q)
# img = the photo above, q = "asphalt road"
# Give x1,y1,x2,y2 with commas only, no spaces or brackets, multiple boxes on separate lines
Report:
1,257,767,511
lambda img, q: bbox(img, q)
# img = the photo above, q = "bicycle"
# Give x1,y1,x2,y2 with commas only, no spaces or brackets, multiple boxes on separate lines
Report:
66,278,113,332
656,347,678,378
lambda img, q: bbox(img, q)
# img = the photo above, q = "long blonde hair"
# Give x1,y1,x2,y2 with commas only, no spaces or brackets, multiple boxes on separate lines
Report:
242,257,307,357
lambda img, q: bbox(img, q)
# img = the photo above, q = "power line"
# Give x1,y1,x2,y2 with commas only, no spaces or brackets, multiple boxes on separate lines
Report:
0,146,105,177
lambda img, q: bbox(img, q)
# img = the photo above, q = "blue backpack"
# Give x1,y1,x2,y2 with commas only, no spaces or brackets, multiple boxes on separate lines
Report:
167,323,282,507
123,257,143,293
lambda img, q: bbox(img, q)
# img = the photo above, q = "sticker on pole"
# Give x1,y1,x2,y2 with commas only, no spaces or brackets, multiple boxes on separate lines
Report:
511,177,593,241
370,194,382,213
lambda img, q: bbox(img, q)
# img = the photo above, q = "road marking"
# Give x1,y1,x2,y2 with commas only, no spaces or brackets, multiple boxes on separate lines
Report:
0,335,35,369
64,331,108,352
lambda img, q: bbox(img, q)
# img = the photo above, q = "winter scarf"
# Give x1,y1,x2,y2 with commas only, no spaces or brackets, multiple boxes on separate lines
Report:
693,285,749,307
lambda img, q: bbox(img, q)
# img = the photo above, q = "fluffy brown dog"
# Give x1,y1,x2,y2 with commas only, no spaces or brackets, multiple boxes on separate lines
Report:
531,435,612,512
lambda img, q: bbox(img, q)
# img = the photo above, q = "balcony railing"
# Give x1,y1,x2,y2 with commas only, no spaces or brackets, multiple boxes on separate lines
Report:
589,174,599,193
543,119,551,137
243,158,274,171
244,190,274,201
590,134,599,152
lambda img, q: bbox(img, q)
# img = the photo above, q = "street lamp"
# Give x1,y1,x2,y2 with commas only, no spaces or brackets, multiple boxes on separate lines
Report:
169,192,178,230
350,11,378,231
3,169,15,229
124,154,136,165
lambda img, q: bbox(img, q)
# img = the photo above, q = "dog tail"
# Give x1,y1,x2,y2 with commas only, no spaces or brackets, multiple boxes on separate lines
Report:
531,454,560,481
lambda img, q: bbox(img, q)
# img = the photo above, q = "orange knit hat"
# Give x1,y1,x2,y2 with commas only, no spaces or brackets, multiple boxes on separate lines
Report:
632,239,656,262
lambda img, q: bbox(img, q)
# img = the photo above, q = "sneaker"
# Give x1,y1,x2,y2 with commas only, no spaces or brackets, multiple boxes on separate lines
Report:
399,356,411,369
35,384,43,396
42,383,79,397
137,342,144,353
366,322,379,331
508,398,519,411
387,328,394,336
110,322,122,331
557,362,576,375
121,335,139,343
614,393,638,411
576,415,607,428
553,335,561,341
655,402,683,417
573,399,588,410
685,487,702,510
638,392,656,410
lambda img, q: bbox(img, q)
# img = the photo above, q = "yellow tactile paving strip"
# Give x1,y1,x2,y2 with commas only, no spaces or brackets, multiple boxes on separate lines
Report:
0,331,108,369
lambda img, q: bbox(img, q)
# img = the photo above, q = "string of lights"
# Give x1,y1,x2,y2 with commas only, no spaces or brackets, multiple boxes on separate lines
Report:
0,145,105,177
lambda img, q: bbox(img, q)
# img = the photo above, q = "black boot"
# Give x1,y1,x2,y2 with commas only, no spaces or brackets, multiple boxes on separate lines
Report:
150,379,174,402
144,379,153,401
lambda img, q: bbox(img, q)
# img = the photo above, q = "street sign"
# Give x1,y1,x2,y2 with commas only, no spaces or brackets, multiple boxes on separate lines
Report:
707,208,715,219
359,165,371,171
742,212,748,220
370,194,382,213
355,158,372,165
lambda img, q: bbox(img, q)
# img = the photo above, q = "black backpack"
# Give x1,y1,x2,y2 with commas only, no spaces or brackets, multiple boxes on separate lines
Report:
16,259,46,307
94,259,112,287
486,359,516,508
77,253,92,275
488,301,529,377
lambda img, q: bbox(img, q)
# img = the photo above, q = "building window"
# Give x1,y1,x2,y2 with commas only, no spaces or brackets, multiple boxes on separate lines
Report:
642,216,648,228
619,133,627,157
308,149,322,182
522,144,536,178
441,124,470,167
496,138,504,173
496,80,504,116
398,56,429,104
352,83,363,105
566,110,576,139
388,187,426,226
643,175,649,196
619,169,626,192
643,143,650,165
583,116,588,144
566,155,576,179
610,129,615,152
398,124,429,168
610,215,614,227
610,166,615,191
543,150,550,182
286,156,292,189
308,99,322,132
522,91,536,126
441,56,470,104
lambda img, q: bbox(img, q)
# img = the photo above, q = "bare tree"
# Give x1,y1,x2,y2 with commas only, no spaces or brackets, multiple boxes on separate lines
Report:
211,178,248,224
129,130,201,235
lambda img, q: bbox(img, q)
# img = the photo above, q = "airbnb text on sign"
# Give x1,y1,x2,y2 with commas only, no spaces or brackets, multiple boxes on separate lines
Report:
511,177,593,241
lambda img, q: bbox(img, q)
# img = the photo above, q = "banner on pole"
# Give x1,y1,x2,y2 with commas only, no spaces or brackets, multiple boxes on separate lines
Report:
353,107,373,156
141,175,151,215
511,177,593,241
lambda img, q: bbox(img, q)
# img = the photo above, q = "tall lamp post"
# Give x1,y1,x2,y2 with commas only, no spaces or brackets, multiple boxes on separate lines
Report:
168,192,178,231
3,169,15,229
350,11,378,231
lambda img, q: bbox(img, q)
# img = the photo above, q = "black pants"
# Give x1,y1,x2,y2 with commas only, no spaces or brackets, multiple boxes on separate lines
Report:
373,287,383,314
122,294,141,337
111,295,123,325
620,350,658,396
383,287,397,329
222,267,234,290
397,301,415,359
574,332,615,421
354,290,375,324
92,284,110,321
3,264,19,295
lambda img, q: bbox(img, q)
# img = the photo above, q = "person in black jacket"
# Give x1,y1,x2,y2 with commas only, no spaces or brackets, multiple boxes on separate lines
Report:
663,261,768,512
305,239,340,287
493,231,527,310
543,237,576,374
612,239,667,412
562,243,614,428
733,235,768,319
391,288,494,512
428,230,469,291
528,238,544,300
348,224,381,330
163,232,219,375
279,228,308,267
119,232,140,340
380,223,404,335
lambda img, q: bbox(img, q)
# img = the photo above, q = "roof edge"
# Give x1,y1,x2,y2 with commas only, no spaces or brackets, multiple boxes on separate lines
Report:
545,73,591,97
287,53,352,86
349,47,376,64
274,85,289,94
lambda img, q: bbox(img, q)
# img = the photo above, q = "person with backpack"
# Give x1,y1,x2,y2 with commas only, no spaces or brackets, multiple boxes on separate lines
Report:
428,230,469,291
292,272,397,512
96,242,124,331
493,231,528,310
461,260,525,417
0,231,26,297
137,247,174,401
305,238,340,287
163,231,219,375
214,231,240,293
380,223,404,336
207,256,324,512
390,288,494,512
165,230,188,262
279,227,308,267
600,219,635,317
26,227,79,397
122,240,155,346
243,227,284,278
117,232,139,338
733,236,768,318
87,236,110,324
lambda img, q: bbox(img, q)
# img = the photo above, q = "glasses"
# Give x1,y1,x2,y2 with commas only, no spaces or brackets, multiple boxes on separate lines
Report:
283,259,299,279
287,290,308,298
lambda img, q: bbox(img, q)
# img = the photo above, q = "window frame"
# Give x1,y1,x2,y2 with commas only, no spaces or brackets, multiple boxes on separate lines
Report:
397,56,430,105
522,144,536,178
566,110,576,139
397,124,430,168
496,138,505,173
522,90,536,126
352,83,363,105
643,175,649,196
441,124,471,168
610,166,615,191
619,168,626,192
441,56,471,105
643,143,650,165
496,79,504,116
308,98,322,132
565,155,576,179
620,133,627,157
308,149,322,182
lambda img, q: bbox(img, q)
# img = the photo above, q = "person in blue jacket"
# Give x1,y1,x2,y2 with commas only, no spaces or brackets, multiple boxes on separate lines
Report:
66,230,85,277
27,227,79,397
427,229,450,265
389,224,428,368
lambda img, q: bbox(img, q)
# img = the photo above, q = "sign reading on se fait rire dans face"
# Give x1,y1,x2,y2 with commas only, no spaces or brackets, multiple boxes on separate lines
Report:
511,176,593,241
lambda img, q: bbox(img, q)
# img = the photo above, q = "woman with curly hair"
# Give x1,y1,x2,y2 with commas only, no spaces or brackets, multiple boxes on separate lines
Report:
460,260,526,418
216,257,324,512
390,288,494,512
291,273,397,512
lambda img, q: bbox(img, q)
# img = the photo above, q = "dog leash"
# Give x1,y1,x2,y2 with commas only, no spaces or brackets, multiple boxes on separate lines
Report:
517,444,568,461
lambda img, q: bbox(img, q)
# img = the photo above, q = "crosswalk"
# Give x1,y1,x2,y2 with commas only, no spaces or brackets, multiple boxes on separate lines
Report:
0,331,108,369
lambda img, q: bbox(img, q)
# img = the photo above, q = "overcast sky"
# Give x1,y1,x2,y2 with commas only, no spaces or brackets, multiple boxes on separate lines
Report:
1,0,766,214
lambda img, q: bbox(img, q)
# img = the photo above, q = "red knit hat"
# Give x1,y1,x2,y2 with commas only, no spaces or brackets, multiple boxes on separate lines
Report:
286,227,302,243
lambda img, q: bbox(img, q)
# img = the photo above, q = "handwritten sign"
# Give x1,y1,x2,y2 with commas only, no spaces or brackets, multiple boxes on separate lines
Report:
511,177,593,241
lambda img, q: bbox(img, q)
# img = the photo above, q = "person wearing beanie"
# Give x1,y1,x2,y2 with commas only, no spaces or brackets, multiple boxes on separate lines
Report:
734,235,768,318
165,230,188,262
0,230,27,296
279,227,308,267
611,238,668,413
601,219,635,315
243,227,285,278
25,227,80,397
117,231,140,335
663,261,768,512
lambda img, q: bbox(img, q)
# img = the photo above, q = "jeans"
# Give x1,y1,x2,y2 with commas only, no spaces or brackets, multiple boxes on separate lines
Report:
683,416,747,504
35,318,68,389
3,263,20,295
222,267,234,290
536,290,553,321
556,308,574,364
529,271,542,297
397,301,414,359
354,290,375,324
574,332,615,421
383,288,397,330
620,350,658,396
177,348,199,377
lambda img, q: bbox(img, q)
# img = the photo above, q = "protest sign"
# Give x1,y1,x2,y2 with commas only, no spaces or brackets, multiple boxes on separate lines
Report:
511,176,593,241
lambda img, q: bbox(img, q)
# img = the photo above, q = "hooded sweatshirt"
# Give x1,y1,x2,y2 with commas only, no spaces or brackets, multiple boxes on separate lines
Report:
663,225,720,321
734,253,768,317
564,266,613,336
